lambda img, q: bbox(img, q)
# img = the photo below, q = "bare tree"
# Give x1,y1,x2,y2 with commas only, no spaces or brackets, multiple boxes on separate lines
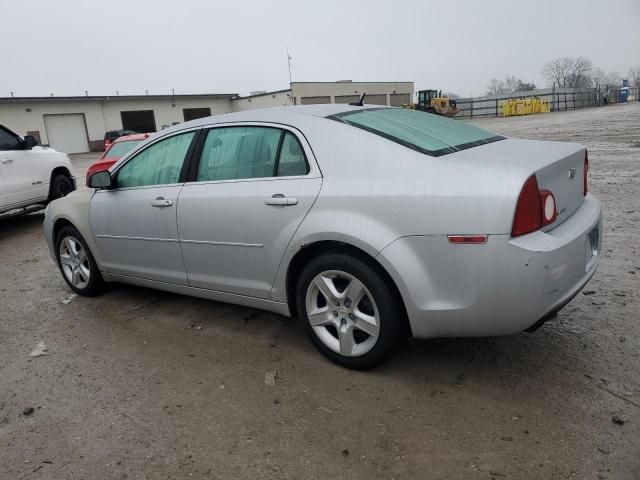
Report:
590,68,607,89
604,72,622,88
486,75,531,96
516,81,537,91
486,78,508,96
503,75,520,93
628,67,640,87
543,57,573,87
566,57,592,87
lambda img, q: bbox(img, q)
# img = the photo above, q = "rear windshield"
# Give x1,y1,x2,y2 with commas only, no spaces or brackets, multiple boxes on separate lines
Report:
105,140,142,158
328,108,503,157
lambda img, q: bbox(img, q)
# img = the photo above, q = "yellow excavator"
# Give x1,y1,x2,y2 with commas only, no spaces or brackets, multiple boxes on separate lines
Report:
403,89,458,117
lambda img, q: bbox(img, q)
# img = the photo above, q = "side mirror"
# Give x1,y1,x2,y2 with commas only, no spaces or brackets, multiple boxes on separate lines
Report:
23,135,39,149
88,170,113,189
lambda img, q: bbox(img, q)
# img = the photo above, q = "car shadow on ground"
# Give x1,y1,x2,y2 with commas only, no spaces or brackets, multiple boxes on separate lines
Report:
98,281,588,390
0,212,45,240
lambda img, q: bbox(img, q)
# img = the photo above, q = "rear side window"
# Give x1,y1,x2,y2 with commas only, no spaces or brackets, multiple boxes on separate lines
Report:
329,108,503,157
277,132,309,176
116,131,195,188
196,127,308,182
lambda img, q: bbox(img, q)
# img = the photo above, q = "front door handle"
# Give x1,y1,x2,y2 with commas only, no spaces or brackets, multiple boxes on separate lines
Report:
1,158,14,164
264,194,298,206
151,197,173,207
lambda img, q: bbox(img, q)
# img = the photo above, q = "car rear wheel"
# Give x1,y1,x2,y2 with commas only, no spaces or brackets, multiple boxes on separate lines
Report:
296,251,405,369
55,226,104,296
50,174,74,201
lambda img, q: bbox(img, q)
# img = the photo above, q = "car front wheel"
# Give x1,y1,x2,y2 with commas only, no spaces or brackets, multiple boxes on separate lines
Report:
50,174,74,201
55,226,104,296
296,251,405,369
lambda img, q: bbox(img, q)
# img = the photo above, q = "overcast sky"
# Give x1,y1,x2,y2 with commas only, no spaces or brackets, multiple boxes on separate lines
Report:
1,0,638,98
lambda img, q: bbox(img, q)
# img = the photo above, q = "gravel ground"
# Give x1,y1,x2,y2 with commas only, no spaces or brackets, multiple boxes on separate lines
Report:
1,103,639,479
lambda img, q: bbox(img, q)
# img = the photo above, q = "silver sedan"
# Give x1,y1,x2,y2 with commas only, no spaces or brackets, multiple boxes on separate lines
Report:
44,105,602,369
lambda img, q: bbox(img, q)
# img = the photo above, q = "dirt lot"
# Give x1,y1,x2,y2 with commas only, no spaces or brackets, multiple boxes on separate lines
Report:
1,104,639,480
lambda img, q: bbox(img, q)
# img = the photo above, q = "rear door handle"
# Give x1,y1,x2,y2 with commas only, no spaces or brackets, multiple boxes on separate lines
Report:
151,197,173,207
265,194,298,206
1,158,14,164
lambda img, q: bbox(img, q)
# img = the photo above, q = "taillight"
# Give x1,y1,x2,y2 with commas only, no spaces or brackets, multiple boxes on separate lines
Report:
512,175,558,237
512,175,542,237
583,150,588,196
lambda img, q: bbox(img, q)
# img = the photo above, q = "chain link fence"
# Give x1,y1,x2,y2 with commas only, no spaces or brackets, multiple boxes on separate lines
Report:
455,86,639,118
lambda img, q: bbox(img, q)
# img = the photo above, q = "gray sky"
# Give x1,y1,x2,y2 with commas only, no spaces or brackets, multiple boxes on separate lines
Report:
2,0,639,98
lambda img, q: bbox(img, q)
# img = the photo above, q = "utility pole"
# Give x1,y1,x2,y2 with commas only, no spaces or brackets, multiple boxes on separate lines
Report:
287,47,292,86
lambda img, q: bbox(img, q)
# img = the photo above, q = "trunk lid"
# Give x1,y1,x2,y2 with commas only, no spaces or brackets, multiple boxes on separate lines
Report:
450,138,587,230
533,145,586,230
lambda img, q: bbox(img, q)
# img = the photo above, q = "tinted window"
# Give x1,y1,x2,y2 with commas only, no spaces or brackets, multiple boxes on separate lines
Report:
0,126,22,150
116,131,195,188
330,108,503,156
197,127,280,182
104,140,143,159
277,132,308,176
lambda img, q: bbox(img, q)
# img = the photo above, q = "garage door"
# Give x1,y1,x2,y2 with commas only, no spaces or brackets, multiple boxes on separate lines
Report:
390,93,411,106
365,94,387,105
44,114,89,154
334,95,360,104
121,110,157,133
301,96,331,105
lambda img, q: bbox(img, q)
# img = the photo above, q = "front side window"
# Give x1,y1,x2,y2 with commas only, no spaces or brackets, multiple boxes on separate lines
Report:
116,131,195,188
196,126,281,182
329,108,503,157
0,126,22,150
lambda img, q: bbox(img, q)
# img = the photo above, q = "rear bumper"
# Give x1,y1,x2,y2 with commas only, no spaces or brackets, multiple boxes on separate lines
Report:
377,194,602,338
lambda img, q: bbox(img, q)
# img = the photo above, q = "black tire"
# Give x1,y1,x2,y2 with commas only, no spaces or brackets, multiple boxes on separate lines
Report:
50,174,74,201
55,226,104,296
295,250,406,369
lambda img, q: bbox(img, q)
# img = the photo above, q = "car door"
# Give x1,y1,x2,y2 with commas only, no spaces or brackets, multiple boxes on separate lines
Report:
0,125,47,207
177,124,322,298
0,168,6,210
89,129,198,285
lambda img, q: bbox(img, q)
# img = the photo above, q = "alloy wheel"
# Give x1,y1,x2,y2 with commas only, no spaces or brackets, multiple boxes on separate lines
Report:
59,236,90,289
305,270,380,357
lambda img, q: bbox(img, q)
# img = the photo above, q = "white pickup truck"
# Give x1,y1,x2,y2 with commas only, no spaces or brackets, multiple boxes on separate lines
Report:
0,123,76,216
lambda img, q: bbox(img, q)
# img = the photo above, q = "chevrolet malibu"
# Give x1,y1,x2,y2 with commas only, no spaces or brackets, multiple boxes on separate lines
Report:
44,105,602,369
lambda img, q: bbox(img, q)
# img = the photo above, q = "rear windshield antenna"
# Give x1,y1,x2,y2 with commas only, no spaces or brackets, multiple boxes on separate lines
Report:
349,93,366,106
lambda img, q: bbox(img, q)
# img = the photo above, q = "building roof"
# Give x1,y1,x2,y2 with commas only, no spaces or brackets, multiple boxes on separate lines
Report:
0,93,238,104
235,89,291,100
291,81,414,85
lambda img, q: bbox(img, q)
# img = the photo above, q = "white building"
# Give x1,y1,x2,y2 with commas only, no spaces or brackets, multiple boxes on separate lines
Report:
0,81,414,153
232,81,414,111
